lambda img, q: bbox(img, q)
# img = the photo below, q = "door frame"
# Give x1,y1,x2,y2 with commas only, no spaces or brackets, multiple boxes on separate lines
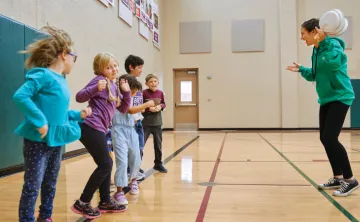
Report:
173,68,200,131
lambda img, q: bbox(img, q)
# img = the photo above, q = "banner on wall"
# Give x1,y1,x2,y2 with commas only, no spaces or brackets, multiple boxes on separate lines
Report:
98,0,109,7
139,19,150,40
98,0,160,45
121,0,129,7
153,31,160,48
140,10,146,23
147,0,153,20
129,0,136,14
108,0,115,6
119,0,132,27
136,5,141,18
146,0,154,30
140,0,146,12
152,1,160,49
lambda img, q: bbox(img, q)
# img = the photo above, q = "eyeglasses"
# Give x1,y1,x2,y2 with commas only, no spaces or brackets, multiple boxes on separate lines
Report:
68,52,77,62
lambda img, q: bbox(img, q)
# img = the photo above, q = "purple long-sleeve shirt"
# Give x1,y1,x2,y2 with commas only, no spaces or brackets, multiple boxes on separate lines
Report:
76,75,131,133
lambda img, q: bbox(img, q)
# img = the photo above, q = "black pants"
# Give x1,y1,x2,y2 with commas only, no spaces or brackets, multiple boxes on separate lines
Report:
144,126,163,166
79,123,113,203
319,101,353,179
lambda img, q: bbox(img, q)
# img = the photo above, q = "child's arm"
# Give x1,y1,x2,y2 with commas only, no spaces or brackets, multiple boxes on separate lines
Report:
160,91,166,110
153,91,165,112
68,110,82,121
142,90,157,113
76,77,105,103
142,90,150,113
127,101,154,114
13,71,49,128
117,91,131,114
68,107,92,121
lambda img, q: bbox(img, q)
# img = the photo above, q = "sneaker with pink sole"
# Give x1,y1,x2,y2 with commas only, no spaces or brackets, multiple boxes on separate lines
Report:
113,191,128,205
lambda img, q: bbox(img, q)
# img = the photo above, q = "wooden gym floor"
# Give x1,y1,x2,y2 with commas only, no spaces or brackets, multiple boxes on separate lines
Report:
1,131,360,221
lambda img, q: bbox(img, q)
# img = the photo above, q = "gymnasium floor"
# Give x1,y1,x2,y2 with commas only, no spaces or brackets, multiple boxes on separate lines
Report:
1,131,360,221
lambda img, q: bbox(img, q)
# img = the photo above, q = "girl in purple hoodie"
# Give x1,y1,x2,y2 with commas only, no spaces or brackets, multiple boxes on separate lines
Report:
71,52,131,219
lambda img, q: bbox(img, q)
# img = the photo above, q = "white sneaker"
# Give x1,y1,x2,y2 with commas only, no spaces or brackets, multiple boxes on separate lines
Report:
130,181,139,195
113,192,128,205
333,179,360,197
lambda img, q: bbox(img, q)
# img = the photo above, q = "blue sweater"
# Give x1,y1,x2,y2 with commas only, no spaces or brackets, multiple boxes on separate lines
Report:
13,68,82,147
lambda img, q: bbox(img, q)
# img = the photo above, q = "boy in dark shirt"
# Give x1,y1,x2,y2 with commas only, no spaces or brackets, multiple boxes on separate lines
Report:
142,74,167,173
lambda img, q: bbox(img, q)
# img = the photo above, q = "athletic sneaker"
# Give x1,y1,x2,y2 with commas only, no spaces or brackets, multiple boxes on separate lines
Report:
97,198,127,213
71,200,101,219
333,179,360,197
154,164,168,173
36,216,52,222
318,178,342,190
130,180,139,195
136,172,145,181
113,192,128,205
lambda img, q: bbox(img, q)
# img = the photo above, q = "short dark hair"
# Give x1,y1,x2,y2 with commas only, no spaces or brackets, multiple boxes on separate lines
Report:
118,74,142,91
124,55,144,73
301,18,320,32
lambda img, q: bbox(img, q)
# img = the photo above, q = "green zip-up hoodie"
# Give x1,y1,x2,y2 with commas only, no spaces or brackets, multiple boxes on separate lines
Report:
298,36,355,106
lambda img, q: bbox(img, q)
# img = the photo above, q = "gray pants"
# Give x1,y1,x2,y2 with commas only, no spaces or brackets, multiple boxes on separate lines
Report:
112,125,141,187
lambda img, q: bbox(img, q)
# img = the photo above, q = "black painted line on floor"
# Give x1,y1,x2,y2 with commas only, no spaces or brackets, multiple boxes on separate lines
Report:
142,135,200,179
259,134,359,222
77,135,200,222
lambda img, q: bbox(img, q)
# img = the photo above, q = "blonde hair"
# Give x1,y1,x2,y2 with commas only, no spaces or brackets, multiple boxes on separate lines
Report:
21,25,73,69
145,73,158,82
93,52,120,102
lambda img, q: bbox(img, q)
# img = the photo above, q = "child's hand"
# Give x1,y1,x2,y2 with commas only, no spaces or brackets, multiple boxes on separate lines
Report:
146,100,155,107
81,107,92,119
116,98,121,107
149,107,159,112
98,80,107,91
37,124,48,139
155,105,162,111
120,79,130,92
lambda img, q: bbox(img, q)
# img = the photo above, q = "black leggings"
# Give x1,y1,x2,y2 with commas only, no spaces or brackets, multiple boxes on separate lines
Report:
319,101,353,179
79,123,113,203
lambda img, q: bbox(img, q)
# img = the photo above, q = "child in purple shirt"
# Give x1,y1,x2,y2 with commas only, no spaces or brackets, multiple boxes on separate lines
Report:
71,53,131,219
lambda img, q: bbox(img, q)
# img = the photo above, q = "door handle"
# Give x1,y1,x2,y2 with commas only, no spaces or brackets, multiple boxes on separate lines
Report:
175,103,197,107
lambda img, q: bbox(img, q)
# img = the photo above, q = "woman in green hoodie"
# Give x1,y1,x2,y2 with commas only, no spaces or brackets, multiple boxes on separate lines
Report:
287,18,359,197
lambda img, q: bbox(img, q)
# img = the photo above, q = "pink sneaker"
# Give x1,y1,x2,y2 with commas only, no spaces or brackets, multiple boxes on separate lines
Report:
113,192,128,205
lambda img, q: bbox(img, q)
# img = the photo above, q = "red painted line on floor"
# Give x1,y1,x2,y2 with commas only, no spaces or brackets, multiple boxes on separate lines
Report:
196,133,227,222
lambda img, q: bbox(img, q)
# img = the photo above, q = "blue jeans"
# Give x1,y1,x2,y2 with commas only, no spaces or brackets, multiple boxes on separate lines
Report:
135,120,144,151
19,139,62,222
112,125,141,187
